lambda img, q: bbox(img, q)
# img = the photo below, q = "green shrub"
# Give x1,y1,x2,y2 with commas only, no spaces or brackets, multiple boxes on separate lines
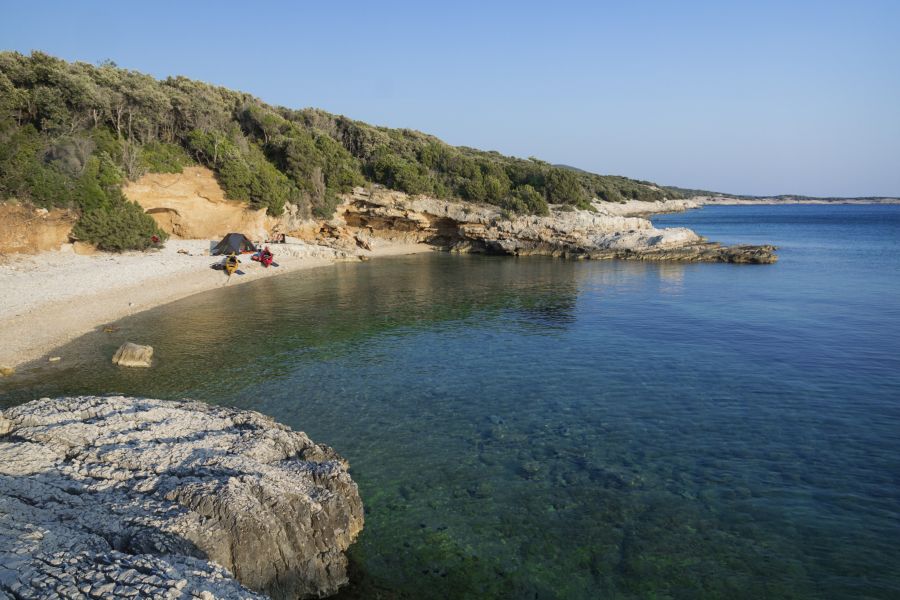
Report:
245,147,293,216
461,176,486,202
369,146,431,195
73,155,123,211
72,195,167,251
188,129,292,216
510,184,549,216
545,168,589,207
314,133,364,193
0,124,43,200
311,189,343,219
217,154,254,200
186,129,238,166
140,141,192,173
484,174,510,203
219,144,292,215
91,128,123,164
26,162,75,208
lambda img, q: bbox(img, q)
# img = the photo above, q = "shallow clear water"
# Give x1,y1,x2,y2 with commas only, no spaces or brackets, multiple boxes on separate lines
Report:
3,205,899,599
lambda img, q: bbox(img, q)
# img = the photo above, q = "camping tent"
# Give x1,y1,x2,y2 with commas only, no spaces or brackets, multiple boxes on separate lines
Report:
212,233,257,256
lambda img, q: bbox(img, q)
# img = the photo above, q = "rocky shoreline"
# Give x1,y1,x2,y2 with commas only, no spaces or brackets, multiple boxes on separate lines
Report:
308,188,777,264
0,396,364,599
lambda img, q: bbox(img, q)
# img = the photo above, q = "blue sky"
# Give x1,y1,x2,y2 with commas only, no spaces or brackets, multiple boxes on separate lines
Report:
2,0,898,196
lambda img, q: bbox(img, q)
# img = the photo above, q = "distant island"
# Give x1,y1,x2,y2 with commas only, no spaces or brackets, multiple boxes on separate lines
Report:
664,187,900,204
552,168,899,205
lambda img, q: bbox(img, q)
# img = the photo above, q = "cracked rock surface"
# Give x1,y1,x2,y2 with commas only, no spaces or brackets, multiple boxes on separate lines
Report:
314,187,777,264
0,396,364,599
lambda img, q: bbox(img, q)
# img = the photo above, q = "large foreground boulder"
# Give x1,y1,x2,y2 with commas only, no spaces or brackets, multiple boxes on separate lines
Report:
0,396,364,599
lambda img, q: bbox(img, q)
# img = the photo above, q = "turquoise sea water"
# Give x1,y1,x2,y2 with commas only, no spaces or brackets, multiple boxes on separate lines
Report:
2,205,899,599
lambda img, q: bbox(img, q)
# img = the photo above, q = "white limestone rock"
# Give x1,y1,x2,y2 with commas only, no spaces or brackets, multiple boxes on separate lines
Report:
322,187,776,263
0,396,364,599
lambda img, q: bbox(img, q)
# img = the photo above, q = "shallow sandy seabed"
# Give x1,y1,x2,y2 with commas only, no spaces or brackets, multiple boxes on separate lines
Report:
0,239,431,370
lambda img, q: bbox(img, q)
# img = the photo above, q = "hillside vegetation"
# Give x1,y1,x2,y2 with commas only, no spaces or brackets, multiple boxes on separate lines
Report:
0,51,680,250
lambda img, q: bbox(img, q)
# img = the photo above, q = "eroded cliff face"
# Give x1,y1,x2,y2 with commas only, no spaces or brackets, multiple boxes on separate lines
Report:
123,167,272,241
0,204,76,254
0,396,364,600
301,187,777,263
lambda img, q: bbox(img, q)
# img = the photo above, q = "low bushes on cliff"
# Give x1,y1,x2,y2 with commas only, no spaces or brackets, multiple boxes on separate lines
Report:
0,50,682,231
139,141,193,174
188,131,292,216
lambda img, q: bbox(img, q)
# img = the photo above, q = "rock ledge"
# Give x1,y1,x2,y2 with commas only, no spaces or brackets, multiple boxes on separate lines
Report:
0,396,364,599
308,188,777,264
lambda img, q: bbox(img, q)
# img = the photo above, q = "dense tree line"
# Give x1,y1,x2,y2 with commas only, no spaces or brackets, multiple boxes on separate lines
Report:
0,51,681,250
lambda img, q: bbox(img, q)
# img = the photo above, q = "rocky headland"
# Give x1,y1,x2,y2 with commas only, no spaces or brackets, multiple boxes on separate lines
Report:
0,396,364,599
118,167,767,263
96,165,773,264
307,187,777,264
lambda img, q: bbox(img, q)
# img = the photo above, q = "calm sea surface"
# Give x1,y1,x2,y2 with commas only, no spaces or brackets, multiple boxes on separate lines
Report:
3,205,899,599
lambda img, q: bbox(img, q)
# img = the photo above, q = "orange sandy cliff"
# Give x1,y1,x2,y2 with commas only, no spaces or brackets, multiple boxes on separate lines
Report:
122,167,272,240
0,204,76,255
